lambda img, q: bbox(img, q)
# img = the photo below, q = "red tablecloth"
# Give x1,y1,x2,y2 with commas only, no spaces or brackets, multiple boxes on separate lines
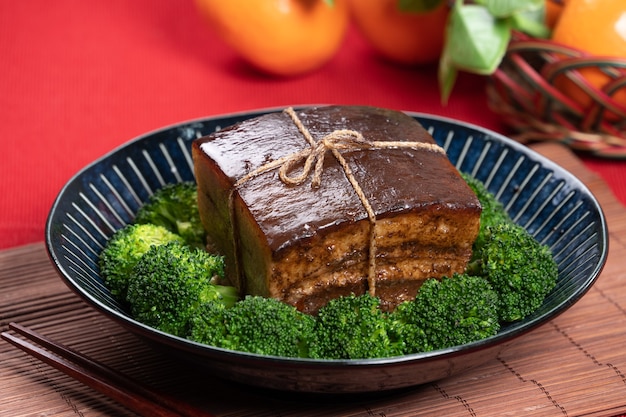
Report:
0,0,624,250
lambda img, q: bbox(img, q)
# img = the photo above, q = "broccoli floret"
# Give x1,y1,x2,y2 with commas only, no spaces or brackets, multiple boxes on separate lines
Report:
99,223,185,301
310,293,403,360
461,173,513,248
126,242,237,337
103,177,556,359
134,182,206,248
190,295,315,358
390,275,500,352
467,222,559,322
386,304,431,355
228,296,315,357
188,302,237,350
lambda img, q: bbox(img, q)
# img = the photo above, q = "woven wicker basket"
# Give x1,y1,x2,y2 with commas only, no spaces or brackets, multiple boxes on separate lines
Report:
487,32,626,159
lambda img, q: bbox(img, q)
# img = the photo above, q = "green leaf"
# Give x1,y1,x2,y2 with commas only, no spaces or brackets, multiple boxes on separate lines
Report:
474,0,544,18
446,4,511,73
439,3,511,103
438,0,550,103
510,7,551,38
397,0,444,13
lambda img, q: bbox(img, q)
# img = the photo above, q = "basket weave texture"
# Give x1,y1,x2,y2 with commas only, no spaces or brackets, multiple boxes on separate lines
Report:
488,32,626,159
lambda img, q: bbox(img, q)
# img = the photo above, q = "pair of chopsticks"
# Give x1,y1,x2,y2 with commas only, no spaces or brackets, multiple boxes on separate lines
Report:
1,322,214,417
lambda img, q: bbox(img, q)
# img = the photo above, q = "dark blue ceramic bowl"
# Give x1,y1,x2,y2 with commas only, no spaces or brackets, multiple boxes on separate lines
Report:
45,107,608,393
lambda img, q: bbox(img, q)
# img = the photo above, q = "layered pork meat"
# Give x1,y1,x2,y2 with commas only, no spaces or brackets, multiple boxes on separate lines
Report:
192,106,481,313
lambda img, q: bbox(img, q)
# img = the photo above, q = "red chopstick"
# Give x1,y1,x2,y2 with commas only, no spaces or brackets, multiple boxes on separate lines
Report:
2,322,214,417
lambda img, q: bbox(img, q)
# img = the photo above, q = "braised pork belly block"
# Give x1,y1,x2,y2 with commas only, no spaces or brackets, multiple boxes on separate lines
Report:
192,106,481,313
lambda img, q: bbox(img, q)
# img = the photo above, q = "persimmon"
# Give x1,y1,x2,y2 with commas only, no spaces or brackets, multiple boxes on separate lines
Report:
349,0,449,66
195,0,350,77
550,0,626,114
545,0,566,29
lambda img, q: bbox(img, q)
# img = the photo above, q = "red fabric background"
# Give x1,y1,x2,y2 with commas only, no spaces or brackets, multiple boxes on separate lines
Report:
0,0,624,250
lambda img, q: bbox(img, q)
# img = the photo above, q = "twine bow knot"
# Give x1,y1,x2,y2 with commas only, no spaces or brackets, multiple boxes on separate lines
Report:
278,129,370,188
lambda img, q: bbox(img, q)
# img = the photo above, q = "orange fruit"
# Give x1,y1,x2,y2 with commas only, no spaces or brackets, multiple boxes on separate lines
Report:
349,0,449,66
195,0,350,77
545,0,566,29
550,0,626,114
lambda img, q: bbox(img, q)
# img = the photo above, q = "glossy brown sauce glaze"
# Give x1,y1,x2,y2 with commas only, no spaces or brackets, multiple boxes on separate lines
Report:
194,106,478,252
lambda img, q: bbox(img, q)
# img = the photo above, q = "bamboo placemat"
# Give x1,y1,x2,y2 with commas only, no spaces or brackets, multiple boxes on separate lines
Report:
2,142,626,417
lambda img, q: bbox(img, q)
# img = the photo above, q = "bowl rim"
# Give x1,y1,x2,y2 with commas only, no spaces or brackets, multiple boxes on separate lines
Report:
44,105,609,368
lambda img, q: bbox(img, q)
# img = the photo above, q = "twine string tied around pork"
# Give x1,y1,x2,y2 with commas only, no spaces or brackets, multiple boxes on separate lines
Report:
232,107,446,296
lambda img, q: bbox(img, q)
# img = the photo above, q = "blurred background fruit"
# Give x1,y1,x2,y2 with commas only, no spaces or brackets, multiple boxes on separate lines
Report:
349,0,449,66
194,0,350,77
550,0,626,114
544,0,565,29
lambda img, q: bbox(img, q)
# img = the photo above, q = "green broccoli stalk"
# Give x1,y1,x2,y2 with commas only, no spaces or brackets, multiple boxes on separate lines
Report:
99,223,185,301
134,182,206,248
310,293,404,360
461,172,513,249
467,222,559,322
390,275,500,353
126,242,237,337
